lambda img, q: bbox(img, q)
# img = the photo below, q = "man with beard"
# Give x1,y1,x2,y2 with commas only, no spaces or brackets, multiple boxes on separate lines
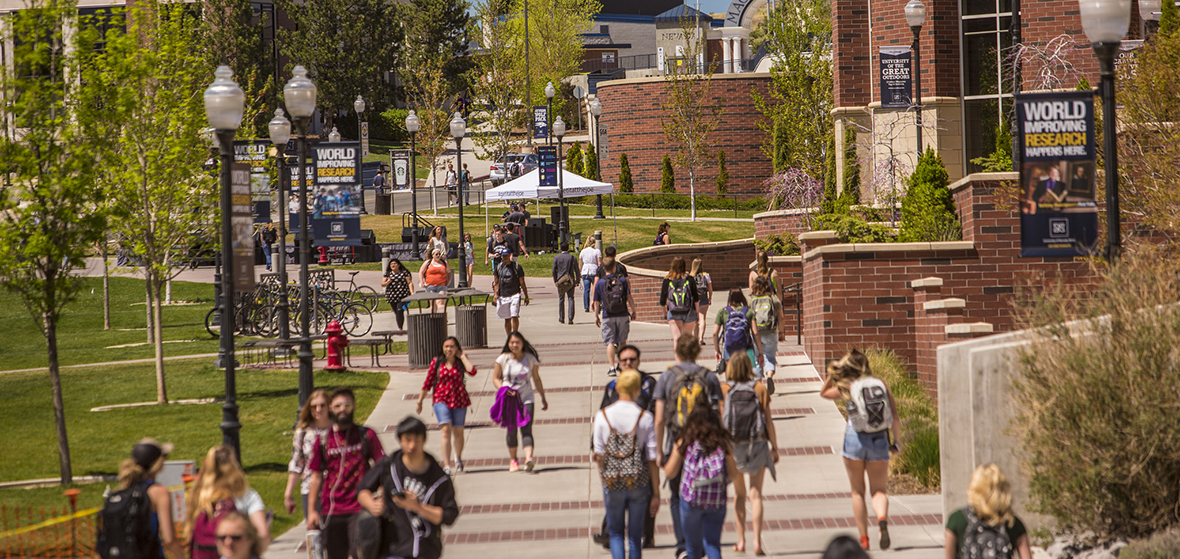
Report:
307,387,386,559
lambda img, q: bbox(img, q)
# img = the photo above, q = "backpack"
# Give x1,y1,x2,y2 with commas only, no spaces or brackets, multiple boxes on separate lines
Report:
751,295,776,330
680,441,727,506
602,274,629,316
667,365,710,434
599,410,651,491
846,376,892,433
190,499,238,559
694,273,710,302
723,306,753,353
96,483,159,559
667,278,693,314
960,506,1014,559
653,233,665,246
319,425,374,466
724,381,765,442
498,262,521,295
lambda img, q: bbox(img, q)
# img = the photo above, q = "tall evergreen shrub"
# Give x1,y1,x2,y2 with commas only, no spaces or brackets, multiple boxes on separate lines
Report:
716,150,729,195
618,153,633,193
660,155,675,193
898,148,961,242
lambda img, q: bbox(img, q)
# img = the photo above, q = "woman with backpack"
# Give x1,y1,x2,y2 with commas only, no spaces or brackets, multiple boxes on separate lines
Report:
749,276,786,384
821,350,902,551
711,288,764,375
944,464,1032,559
492,331,548,472
416,336,477,475
720,352,779,556
654,222,671,246
186,446,270,558
285,389,332,520
663,404,746,559
690,259,713,345
96,439,184,559
660,257,699,350
747,250,779,295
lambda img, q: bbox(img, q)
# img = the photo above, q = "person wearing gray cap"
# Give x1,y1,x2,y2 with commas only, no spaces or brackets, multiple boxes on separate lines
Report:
96,439,184,559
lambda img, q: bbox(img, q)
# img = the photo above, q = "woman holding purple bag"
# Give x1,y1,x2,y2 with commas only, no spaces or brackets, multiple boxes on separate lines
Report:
491,331,547,473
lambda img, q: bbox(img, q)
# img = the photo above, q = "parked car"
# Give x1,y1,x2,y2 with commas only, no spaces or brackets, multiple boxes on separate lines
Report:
489,153,539,185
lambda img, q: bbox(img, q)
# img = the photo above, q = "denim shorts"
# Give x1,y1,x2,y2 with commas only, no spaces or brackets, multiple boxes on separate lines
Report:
842,427,891,462
433,402,467,427
667,310,698,322
425,285,447,294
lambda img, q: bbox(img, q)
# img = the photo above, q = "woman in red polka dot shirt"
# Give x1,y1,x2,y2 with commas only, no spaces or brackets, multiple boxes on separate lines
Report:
416,336,477,475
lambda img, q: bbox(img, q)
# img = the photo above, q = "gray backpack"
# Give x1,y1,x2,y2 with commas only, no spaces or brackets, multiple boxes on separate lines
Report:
961,506,1014,559
723,381,765,441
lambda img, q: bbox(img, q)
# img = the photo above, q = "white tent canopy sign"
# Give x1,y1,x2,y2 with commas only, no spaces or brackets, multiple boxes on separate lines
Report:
482,168,618,247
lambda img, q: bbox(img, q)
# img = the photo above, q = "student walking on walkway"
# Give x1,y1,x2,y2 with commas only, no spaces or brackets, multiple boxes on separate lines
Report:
552,242,580,324
186,446,271,558
720,353,779,556
712,289,764,375
594,252,638,376
580,237,602,312
593,370,661,559
420,249,450,313
416,336,477,475
97,439,185,559
944,464,1033,559
660,257,699,350
382,259,415,330
748,250,779,294
491,332,547,472
493,250,529,336
821,350,902,551
286,389,332,520
749,276,786,387
690,259,713,344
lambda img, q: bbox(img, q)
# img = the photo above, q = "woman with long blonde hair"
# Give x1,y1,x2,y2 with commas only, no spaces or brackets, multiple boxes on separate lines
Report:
944,464,1032,559
689,258,713,344
820,350,901,551
284,388,331,519
100,439,184,559
747,250,779,295
186,446,270,558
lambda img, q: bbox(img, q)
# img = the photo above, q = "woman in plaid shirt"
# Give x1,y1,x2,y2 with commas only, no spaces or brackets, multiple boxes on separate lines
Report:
663,405,747,559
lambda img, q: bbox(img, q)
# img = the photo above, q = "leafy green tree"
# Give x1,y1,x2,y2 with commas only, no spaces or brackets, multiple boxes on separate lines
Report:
406,56,457,215
566,142,584,176
898,148,961,242
0,0,127,483
201,0,273,137
470,0,525,163
772,119,791,172
585,146,599,181
509,0,600,121
821,134,837,213
401,0,473,92
278,0,402,129
716,150,729,195
619,154,634,193
661,15,721,220
1162,0,1179,37
660,155,676,193
837,126,862,212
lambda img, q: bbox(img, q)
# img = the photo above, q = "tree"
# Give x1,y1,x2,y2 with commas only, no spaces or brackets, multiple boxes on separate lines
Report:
619,154,634,193
100,1,218,404
201,0,274,138
772,119,790,172
278,0,402,130
470,0,526,163
821,135,837,213
898,148,960,242
716,150,729,195
836,126,862,213
585,146,599,181
406,56,457,216
660,155,676,193
401,0,473,92
0,0,126,483
508,0,600,119
566,142,584,176
661,15,721,220
1161,0,1179,37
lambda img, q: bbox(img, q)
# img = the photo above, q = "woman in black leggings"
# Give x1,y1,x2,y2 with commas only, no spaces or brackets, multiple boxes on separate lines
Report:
492,332,547,472
382,258,414,329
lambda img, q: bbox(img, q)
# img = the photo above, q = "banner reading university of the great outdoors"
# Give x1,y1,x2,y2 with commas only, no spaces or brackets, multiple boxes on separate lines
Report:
879,47,912,109
1016,90,1099,257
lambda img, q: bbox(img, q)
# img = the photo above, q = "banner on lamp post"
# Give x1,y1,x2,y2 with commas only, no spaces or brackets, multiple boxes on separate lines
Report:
537,145,558,187
233,140,273,223
230,163,257,292
879,46,912,109
312,141,362,246
1016,90,1099,257
360,121,370,156
390,149,412,190
533,106,548,139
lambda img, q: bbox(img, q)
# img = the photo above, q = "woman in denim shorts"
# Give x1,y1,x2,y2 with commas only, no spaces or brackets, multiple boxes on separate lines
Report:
821,350,902,552
659,257,699,350
415,336,477,475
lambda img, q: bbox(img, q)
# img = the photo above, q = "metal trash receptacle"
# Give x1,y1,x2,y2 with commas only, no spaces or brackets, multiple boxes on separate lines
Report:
407,312,447,368
375,191,391,215
455,305,487,349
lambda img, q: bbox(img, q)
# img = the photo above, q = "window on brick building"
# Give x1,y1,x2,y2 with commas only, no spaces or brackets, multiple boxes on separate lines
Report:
961,0,1014,173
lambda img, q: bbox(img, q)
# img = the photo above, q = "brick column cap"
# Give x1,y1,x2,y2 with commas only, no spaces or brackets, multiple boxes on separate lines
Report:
946,322,994,335
923,298,966,311
911,277,944,289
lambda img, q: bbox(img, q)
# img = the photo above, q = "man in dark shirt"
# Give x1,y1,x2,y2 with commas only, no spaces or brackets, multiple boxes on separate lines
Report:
492,250,529,335
551,243,580,324
519,201,532,223
595,245,628,279
372,170,385,192
502,223,528,260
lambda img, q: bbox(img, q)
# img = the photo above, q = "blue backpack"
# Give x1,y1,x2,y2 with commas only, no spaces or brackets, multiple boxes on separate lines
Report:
723,306,753,354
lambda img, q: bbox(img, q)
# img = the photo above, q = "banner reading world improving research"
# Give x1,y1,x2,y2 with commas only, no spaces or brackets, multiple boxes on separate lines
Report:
1016,90,1099,257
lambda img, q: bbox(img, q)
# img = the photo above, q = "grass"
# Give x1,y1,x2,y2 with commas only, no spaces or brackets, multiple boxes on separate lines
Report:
0,358,389,537
865,348,940,491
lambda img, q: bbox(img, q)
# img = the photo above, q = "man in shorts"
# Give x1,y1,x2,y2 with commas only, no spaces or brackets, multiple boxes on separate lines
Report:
492,250,529,336
592,259,636,376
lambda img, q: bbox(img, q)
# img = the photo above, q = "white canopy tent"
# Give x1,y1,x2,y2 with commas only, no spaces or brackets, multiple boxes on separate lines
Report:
482,168,618,247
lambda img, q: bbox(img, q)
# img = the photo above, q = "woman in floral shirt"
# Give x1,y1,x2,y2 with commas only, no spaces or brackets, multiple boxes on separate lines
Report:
416,336,477,475
284,388,331,520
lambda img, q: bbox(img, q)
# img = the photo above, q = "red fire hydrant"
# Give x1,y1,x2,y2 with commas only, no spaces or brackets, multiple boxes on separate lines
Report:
324,320,349,372
318,245,330,264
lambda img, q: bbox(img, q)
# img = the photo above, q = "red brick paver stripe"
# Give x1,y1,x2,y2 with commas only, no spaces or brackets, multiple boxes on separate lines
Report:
403,379,820,400
412,448,830,469
442,514,944,544
458,492,855,515
386,409,815,432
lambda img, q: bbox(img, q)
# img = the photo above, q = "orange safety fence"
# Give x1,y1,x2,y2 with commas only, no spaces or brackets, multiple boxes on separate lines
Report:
0,504,99,559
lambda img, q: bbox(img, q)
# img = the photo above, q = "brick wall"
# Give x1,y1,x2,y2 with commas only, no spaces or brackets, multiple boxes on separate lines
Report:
869,0,960,100
597,74,772,198
832,0,871,107
618,239,757,323
753,209,814,240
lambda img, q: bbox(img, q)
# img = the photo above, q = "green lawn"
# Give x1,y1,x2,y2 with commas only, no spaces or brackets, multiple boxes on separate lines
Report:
0,359,388,537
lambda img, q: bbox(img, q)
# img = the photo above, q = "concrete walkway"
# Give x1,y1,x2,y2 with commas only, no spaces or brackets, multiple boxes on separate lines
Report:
263,277,946,559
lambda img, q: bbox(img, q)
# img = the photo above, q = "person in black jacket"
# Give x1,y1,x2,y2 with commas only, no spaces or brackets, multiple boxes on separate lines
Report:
591,344,658,550
659,257,699,351
551,242,580,325
358,417,459,559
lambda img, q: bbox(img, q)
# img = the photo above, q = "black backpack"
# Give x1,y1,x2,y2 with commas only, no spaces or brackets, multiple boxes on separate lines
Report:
96,483,160,559
961,506,1014,559
603,274,629,316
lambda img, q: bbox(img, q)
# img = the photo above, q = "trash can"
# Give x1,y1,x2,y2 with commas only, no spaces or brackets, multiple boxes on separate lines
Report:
455,305,487,349
375,191,391,215
407,312,447,369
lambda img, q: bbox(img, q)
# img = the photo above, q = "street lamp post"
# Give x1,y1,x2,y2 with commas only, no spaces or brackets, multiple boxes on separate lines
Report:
355,95,367,215
328,126,341,142
204,65,246,461
905,0,926,154
1139,0,1161,36
450,112,469,288
268,108,292,346
283,65,318,409
554,116,567,248
406,110,421,259
1080,0,1131,263
545,82,556,146
589,98,605,220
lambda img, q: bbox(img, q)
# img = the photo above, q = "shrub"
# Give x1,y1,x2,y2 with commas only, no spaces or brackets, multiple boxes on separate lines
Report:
716,150,729,195
660,155,675,193
753,233,800,257
1122,528,1180,559
584,147,598,181
836,126,861,214
378,107,410,143
821,134,837,214
865,349,940,489
1012,249,1180,541
898,148,961,242
604,193,765,212
618,154,634,193
566,141,584,176
814,213,894,243
969,124,1014,173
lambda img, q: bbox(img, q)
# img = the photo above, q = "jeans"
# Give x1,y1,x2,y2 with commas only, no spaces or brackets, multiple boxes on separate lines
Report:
679,501,726,559
262,244,272,268
558,287,575,323
667,470,686,553
583,277,594,310
759,331,778,373
605,486,651,559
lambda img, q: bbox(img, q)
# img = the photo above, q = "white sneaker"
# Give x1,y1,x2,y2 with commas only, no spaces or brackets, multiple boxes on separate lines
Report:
443,466,452,476
607,366,618,377
525,457,535,472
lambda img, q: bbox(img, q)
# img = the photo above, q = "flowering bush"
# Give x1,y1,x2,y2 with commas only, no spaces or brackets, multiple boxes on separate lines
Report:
764,167,823,226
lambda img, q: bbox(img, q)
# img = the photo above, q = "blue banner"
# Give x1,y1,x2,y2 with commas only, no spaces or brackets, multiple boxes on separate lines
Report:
533,106,548,139
537,146,558,187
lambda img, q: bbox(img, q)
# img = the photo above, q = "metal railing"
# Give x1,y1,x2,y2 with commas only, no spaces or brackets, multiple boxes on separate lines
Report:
784,281,802,345
580,54,760,75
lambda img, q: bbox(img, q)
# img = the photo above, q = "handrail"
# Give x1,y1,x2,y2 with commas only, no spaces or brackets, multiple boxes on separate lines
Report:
783,281,803,346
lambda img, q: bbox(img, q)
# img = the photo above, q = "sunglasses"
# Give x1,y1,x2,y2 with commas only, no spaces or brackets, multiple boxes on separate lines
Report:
216,534,245,543
619,356,638,362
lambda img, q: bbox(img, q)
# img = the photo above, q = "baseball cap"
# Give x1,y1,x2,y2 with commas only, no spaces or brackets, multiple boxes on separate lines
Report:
495,246,512,257
131,438,173,469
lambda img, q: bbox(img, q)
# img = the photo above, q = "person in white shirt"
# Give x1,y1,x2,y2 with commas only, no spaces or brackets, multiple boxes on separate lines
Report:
579,237,602,313
593,370,660,558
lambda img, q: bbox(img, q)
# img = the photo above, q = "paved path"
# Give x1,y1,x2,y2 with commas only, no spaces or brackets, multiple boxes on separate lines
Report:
261,278,946,559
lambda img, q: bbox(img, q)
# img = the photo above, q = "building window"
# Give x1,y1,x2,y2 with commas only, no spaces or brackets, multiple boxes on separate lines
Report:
961,0,1013,173
78,6,126,55
600,24,609,34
